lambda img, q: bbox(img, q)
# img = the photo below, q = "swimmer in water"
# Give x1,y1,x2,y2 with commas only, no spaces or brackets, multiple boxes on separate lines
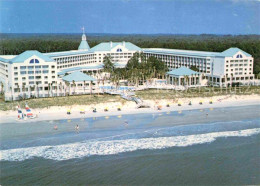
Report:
54,125,58,130
75,124,79,133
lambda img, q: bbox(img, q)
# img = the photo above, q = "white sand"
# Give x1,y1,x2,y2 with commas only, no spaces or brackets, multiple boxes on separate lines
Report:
0,94,260,124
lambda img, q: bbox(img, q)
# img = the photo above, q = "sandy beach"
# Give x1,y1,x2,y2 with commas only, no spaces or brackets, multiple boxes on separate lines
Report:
0,94,260,124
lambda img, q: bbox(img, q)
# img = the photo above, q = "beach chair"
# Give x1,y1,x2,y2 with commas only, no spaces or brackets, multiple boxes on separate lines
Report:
199,101,203,105
209,100,213,104
178,102,182,106
67,110,71,115
104,107,109,112
80,109,85,114
117,107,121,111
166,103,170,107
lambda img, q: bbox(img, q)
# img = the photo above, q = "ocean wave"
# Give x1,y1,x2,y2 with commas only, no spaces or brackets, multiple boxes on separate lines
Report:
1,128,260,161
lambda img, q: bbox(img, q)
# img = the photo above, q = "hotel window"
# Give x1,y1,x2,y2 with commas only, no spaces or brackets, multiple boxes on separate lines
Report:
43,70,49,74
35,65,41,69
14,67,18,70
20,66,26,70
29,81,34,85
28,66,34,69
14,78,18,81
21,71,27,75
42,65,49,68
14,72,18,75
29,76,34,80
22,77,26,80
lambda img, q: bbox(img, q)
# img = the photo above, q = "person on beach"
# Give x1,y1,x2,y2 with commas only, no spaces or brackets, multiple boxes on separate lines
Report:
75,124,79,133
124,120,128,127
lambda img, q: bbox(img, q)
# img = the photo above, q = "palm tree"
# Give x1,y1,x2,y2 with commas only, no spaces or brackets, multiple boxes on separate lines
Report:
103,55,114,73
72,80,76,95
184,75,189,87
59,82,62,96
83,80,86,94
65,81,70,96
97,79,100,95
0,82,4,94
36,83,39,98
90,81,93,96
22,84,25,99
10,85,13,101
48,83,51,97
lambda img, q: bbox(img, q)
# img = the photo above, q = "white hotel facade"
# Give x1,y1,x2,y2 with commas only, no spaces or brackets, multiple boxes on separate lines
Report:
0,33,256,101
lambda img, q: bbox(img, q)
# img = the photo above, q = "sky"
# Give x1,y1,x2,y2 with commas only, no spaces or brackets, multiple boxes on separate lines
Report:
0,0,259,35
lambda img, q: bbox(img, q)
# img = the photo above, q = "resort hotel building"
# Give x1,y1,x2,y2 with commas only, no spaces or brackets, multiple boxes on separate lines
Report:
0,32,256,101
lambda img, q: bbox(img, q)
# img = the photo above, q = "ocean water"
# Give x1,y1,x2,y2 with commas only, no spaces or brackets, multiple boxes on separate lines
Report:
0,105,260,185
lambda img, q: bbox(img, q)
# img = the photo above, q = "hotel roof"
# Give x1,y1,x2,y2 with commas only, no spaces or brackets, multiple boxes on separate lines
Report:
143,47,251,58
143,48,222,58
58,64,103,75
167,67,200,76
10,50,54,63
78,40,90,51
90,42,141,52
45,50,92,58
62,71,96,82
221,47,251,57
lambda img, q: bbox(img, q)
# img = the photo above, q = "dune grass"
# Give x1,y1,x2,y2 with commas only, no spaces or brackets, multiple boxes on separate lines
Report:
135,86,260,100
0,86,259,111
0,94,126,111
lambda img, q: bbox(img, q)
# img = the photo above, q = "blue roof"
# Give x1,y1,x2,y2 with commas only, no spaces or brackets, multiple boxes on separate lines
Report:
221,47,251,57
143,48,222,58
78,40,90,50
143,47,252,58
58,65,103,75
62,71,96,82
45,50,92,58
167,67,200,76
0,57,10,63
10,50,54,63
90,42,141,52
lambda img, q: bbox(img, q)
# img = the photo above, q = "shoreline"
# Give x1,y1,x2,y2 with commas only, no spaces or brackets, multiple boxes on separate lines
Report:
0,94,260,124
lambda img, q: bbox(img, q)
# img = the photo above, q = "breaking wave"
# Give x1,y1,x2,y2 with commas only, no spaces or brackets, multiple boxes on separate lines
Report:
1,128,260,161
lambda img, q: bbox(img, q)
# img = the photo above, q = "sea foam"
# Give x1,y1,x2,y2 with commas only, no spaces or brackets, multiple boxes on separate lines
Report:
1,128,260,161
